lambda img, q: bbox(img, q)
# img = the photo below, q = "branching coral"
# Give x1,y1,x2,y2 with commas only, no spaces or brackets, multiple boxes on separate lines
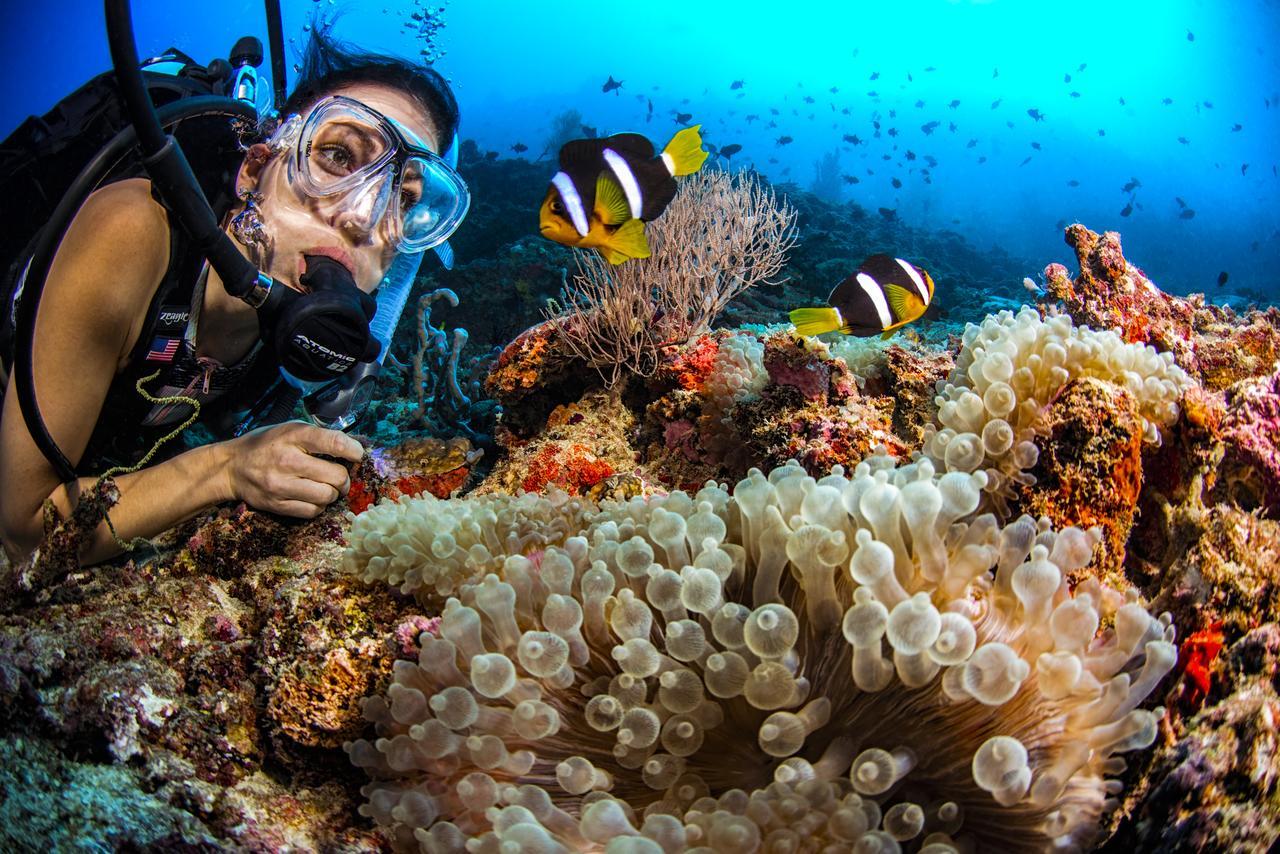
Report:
926,307,1194,512
343,451,1175,852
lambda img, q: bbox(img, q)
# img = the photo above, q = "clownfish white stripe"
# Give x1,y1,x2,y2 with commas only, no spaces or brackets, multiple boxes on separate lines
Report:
603,148,644,220
660,151,675,175
896,257,931,305
856,272,894,329
552,171,590,237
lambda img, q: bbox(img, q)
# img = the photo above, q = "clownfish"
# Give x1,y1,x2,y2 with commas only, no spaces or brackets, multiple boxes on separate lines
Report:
790,254,937,339
538,126,708,264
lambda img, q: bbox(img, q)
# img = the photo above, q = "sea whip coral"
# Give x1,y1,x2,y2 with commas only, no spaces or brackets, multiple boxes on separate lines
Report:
344,452,1175,852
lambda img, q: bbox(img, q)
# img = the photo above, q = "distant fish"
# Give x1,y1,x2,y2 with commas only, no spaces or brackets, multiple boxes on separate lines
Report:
510,142,528,153
991,98,1003,109
966,138,978,148
1217,271,1229,287
921,120,940,135
1231,123,1243,131
1175,197,1187,208
1121,177,1141,192
646,99,654,122
924,66,937,72
1031,141,1042,150
1119,97,1126,106
790,254,936,339
888,127,899,137
905,150,916,161
1097,129,1106,136
674,112,693,125
602,75,623,95
581,124,599,138
1027,108,1045,121
878,206,897,219
1019,156,1033,166
830,86,839,94
842,134,862,145
1180,208,1196,219
891,177,902,188
870,71,880,80
1078,62,1087,71
1064,73,1072,83
1203,100,1214,109
977,156,987,163
1162,97,1174,106
993,67,999,77
718,143,742,159
915,99,925,108
539,127,707,264
1069,91,1081,98
948,122,957,132
730,79,744,90
776,135,793,146
770,107,780,115
804,95,815,104
842,174,860,184
1178,136,1190,145
948,99,961,109
1067,179,1080,187
1242,163,1249,175
1120,202,1133,217
1187,29,1195,41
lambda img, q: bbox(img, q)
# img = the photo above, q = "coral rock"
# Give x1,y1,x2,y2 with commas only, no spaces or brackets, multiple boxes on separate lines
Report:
1016,376,1145,584
1218,365,1280,516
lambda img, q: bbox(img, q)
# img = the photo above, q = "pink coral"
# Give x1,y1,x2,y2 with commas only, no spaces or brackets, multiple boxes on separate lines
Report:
1219,366,1280,515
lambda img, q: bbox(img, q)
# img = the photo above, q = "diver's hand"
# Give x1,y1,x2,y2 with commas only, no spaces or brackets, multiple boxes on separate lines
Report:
221,422,364,518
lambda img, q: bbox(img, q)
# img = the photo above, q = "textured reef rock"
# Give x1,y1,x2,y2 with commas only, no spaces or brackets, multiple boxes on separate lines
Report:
1217,365,1280,516
0,506,425,849
1042,224,1280,390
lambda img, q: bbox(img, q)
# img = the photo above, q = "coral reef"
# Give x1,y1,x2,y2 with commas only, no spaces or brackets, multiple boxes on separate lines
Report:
1042,224,1280,390
925,306,1193,514
1217,365,1280,516
344,454,1175,852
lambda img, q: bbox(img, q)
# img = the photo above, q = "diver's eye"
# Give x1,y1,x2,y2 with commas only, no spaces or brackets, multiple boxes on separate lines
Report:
400,188,422,213
317,143,356,174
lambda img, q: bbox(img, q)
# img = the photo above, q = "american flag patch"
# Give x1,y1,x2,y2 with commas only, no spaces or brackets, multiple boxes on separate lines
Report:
146,336,180,362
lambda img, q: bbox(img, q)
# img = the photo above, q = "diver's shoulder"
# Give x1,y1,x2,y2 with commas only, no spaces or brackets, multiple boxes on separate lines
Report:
71,178,172,296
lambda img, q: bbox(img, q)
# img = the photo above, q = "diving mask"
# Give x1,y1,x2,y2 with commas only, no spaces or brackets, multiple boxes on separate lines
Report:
271,95,469,253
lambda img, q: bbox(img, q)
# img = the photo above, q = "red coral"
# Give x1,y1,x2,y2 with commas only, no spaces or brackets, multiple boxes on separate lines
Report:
669,336,721,391
1179,620,1225,707
521,443,614,494
347,478,376,515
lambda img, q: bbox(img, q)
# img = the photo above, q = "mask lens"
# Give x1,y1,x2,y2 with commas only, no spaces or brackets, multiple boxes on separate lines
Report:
299,99,395,195
394,156,470,251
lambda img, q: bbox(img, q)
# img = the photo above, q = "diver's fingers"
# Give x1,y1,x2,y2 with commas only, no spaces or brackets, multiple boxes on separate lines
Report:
290,452,352,497
291,423,365,463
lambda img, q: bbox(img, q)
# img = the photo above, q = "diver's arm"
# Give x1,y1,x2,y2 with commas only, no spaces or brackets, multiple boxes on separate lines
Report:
0,179,225,565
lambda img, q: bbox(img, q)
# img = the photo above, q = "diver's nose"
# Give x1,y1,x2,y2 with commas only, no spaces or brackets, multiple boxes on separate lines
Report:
330,178,390,243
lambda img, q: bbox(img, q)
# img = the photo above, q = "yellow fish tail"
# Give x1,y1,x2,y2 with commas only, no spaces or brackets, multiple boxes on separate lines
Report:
789,307,843,337
601,218,651,264
663,125,709,176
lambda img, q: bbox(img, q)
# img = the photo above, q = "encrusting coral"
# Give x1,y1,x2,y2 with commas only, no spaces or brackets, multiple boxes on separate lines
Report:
343,450,1176,852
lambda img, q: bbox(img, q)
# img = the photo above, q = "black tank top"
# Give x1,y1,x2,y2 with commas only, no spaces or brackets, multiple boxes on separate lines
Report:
74,211,280,474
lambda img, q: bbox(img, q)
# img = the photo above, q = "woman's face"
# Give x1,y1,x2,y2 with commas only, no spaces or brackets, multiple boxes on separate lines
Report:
246,82,440,294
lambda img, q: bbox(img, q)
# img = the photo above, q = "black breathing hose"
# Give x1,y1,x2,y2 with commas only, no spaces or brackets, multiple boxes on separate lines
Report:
12,96,258,483
263,0,288,113
104,0,263,302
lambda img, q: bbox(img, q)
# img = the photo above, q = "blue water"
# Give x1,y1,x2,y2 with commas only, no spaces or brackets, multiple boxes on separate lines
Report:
3,0,1278,300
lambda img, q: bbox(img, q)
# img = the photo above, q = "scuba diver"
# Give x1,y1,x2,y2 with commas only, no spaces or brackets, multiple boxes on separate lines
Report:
0,24,469,566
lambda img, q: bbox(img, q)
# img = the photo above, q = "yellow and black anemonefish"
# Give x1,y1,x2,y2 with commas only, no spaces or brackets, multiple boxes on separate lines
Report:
538,126,708,264
790,254,937,339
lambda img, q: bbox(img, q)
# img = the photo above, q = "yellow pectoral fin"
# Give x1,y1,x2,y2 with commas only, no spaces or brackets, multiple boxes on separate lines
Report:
789,307,843,337
882,284,923,321
603,218,651,263
595,173,632,225
663,125,710,175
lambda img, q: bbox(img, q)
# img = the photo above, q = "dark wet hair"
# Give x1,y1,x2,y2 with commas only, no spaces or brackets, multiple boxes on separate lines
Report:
282,23,459,154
